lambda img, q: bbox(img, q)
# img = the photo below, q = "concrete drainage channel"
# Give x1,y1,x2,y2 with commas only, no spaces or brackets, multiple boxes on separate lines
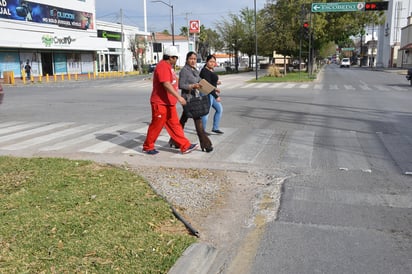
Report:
168,176,287,274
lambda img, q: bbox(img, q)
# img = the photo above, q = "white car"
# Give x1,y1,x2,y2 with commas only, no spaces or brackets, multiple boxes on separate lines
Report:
340,58,350,68
196,62,206,71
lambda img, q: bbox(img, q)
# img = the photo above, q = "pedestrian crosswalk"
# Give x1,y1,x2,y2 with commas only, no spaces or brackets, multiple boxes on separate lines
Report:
9,78,409,92
1,120,409,174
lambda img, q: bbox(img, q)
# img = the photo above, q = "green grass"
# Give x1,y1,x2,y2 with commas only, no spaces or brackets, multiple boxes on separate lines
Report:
0,156,196,273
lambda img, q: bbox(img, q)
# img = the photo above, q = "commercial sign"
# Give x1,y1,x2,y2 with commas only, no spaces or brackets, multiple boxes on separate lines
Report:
189,20,200,34
312,2,365,13
0,0,94,30
97,30,122,42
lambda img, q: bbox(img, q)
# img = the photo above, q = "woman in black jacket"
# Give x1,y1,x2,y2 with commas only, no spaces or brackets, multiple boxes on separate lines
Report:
200,55,223,134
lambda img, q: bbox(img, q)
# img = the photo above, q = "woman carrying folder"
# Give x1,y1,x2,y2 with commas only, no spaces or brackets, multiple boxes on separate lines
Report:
200,55,223,134
169,51,213,152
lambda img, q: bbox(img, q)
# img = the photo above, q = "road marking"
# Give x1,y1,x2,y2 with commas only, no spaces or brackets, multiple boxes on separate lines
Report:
290,186,412,208
225,128,273,163
344,85,355,90
40,124,135,151
0,122,74,144
284,83,296,89
1,124,92,150
0,122,47,135
282,130,314,169
335,130,370,172
0,121,26,129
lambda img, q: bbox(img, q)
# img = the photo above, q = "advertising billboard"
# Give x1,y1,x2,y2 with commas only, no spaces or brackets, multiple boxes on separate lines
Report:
0,0,94,30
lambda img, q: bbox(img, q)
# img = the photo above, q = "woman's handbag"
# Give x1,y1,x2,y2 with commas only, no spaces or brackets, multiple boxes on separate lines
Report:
183,92,210,119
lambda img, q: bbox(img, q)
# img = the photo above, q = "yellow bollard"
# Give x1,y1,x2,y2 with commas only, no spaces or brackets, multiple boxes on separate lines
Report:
38,75,42,83
93,72,96,79
88,72,91,79
30,75,34,83
54,74,57,82
68,73,71,81
75,73,78,81
61,74,64,81
21,70,26,84
46,74,49,82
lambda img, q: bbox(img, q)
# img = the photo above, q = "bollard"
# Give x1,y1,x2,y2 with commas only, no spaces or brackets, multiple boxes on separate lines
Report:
54,74,57,82
75,73,78,81
61,74,64,81
88,72,91,79
30,75,34,83
46,74,49,82
68,73,71,81
38,75,42,83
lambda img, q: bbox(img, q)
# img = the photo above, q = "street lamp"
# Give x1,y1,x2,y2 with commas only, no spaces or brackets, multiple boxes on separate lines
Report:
152,0,174,46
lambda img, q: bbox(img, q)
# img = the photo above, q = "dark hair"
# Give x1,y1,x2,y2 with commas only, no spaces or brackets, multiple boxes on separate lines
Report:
205,55,216,62
186,51,197,61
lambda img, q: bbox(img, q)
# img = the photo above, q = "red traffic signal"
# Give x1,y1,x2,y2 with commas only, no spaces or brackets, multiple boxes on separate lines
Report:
303,22,309,29
364,1,389,11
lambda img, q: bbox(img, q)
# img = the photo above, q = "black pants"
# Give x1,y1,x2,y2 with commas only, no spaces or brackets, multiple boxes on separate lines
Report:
169,112,212,151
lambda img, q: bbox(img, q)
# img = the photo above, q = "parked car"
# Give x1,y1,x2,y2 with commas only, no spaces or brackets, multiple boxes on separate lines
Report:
148,63,156,73
406,68,412,86
196,61,206,71
340,58,350,68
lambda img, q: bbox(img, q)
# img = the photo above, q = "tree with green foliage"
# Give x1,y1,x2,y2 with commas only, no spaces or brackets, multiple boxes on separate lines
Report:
216,14,246,72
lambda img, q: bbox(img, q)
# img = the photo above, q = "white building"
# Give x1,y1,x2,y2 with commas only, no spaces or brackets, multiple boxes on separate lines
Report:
0,0,149,79
377,0,412,68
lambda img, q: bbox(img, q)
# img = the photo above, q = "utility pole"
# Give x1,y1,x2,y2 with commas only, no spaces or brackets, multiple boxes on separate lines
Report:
120,8,125,72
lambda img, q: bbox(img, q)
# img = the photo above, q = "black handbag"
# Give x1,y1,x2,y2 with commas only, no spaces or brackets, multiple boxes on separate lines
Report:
183,93,210,118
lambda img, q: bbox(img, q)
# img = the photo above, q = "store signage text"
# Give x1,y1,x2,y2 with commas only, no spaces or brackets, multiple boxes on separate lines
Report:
0,0,11,16
97,30,122,41
42,35,76,47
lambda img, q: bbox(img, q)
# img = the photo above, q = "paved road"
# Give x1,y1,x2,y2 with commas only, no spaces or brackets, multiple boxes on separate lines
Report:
1,66,411,273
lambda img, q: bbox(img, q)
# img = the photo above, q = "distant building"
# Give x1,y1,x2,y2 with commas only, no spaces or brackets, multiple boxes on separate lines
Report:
377,0,412,68
145,32,192,67
398,14,412,68
0,0,149,80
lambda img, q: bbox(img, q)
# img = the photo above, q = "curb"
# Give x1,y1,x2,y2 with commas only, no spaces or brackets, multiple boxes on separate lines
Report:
168,243,218,274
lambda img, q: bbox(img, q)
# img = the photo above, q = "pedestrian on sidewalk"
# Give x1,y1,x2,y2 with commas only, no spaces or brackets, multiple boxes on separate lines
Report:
142,46,198,155
24,61,32,80
200,55,224,134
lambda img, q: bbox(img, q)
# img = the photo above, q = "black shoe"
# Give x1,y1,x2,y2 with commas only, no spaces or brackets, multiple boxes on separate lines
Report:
212,129,224,134
168,140,180,149
202,147,213,153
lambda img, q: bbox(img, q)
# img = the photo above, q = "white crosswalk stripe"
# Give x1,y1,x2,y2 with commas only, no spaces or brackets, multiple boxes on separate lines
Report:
2,124,92,150
0,121,378,173
0,122,74,144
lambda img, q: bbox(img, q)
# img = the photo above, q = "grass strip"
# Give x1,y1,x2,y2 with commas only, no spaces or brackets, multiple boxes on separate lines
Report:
0,156,195,273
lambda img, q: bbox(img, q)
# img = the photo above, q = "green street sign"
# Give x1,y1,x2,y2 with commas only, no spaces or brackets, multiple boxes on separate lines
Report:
312,2,365,13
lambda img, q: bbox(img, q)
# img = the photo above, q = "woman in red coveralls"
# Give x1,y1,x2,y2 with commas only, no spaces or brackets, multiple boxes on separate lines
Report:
142,46,198,155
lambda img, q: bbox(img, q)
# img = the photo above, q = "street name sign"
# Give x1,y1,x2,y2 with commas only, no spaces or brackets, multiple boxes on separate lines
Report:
312,2,365,13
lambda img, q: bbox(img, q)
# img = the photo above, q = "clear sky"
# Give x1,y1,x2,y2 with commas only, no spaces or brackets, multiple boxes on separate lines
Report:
95,0,266,33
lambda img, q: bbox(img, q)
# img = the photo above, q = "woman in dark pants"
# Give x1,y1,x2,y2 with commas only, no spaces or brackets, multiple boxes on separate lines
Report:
169,51,213,152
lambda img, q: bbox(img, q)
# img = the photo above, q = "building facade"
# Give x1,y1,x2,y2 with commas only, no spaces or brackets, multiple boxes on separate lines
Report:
377,0,412,68
398,14,412,68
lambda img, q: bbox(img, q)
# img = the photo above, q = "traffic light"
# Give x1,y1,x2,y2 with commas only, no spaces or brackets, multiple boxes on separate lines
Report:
302,21,310,39
364,1,389,11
